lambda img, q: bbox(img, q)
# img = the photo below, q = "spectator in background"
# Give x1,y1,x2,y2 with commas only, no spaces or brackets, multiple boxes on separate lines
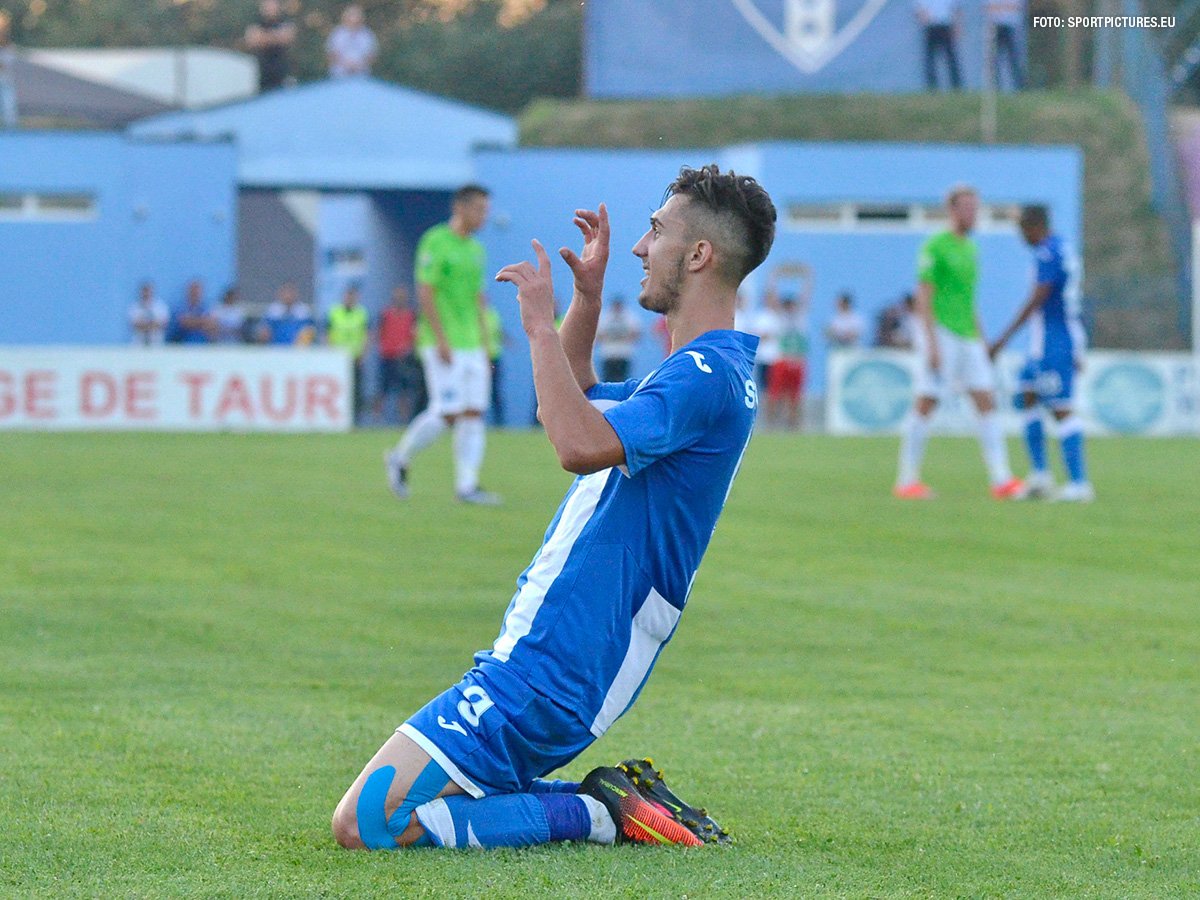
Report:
170,279,215,344
258,282,315,346
326,4,377,78
129,281,169,346
213,286,247,343
484,303,507,426
0,11,18,129
749,291,782,393
825,292,865,349
876,293,917,349
986,0,1025,91
766,294,810,431
915,0,962,91
245,0,297,93
374,285,424,425
327,282,370,422
595,295,641,382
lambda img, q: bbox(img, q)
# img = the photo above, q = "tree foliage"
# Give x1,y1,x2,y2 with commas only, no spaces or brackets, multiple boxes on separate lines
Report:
6,0,581,111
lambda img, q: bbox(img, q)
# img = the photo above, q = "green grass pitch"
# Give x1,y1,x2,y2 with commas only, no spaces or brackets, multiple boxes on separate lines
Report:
2,430,1197,898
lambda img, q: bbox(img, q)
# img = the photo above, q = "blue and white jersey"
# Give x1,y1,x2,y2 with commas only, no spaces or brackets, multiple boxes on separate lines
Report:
476,329,759,739
1028,234,1085,363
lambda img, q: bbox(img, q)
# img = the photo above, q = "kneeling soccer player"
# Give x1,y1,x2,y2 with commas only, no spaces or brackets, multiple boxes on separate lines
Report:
331,165,776,850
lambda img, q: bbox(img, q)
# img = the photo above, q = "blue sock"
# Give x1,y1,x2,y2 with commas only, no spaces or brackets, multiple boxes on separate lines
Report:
1058,416,1087,482
415,794,556,849
528,778,581,794
1023,411,1047,473
534,794,592,841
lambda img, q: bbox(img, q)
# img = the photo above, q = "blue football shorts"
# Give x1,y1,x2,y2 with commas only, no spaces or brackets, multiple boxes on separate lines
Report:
1018,354,1075,410
398,664,596,797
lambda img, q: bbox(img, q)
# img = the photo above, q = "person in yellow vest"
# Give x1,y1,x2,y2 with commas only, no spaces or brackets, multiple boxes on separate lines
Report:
327,283,370,424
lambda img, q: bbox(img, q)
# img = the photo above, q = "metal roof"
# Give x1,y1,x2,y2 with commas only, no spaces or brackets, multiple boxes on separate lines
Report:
129,77,517,191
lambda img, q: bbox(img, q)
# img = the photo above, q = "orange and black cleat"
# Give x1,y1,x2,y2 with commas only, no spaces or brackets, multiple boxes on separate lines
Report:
578,766,704,847
618,757,733,845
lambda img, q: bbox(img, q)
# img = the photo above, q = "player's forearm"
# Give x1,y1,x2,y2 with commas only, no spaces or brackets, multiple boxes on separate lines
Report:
558,294,602,393
995,286,1050,350
528,326,622,474
417,285,448,345
915,284,937,343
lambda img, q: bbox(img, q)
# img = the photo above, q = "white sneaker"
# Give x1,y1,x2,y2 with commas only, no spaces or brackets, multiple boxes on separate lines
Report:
457,488,502,506
384,450,409,499
1054,481,1095,503
1017,470,1054,500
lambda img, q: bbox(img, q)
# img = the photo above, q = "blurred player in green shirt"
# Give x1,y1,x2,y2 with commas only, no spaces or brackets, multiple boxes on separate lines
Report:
894,184,1022,500
385,185,500,504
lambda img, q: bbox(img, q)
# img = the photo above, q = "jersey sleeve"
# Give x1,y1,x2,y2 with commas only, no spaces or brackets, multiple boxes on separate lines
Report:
414,231,440,287
585,379,641,405
602,352,727,478
1034,244,1062,286
916,237,937,283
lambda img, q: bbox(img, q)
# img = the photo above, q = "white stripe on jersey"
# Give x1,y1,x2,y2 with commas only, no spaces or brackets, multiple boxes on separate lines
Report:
589,587,681,737
491,469,609,663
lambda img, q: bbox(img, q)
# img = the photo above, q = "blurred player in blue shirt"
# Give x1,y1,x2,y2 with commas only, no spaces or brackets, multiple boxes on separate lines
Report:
989,205,1093,501
332,166,776,852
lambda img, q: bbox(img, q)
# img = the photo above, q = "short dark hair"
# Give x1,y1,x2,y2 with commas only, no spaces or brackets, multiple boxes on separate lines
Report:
1019,205,1050,229
454,184,490,205
665,164,776,285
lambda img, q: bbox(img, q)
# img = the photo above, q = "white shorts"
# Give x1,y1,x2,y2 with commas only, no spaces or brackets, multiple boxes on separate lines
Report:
913,325,996,398
420,347,491,416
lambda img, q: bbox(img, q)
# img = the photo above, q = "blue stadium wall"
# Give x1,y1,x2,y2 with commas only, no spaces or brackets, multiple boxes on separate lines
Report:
474,142,1080,426
0,134,237,344
586,0,1014,97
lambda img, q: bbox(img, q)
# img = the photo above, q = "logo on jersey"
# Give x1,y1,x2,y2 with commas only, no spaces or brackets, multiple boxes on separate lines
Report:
744,378,758,409
684,351,713,373
436,685,495,736
729,0,888,74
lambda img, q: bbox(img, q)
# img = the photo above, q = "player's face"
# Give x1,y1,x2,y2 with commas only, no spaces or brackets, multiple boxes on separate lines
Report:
456,195,490,234
949,193,979,232
632,196,690,315
1019,221,1041,246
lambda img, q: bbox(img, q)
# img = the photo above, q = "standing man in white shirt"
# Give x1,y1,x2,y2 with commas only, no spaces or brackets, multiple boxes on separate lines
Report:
825,293,866,349
914,0,962,90
129,282,170,347
326,4,378,78
595,296,642,383
986,0,1025,91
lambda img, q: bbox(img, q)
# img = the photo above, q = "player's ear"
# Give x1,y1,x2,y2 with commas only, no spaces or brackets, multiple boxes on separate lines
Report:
688,239,715,274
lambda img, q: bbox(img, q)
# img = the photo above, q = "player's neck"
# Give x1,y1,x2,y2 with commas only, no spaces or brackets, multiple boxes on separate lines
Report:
665,292,735,352
449,216,471,238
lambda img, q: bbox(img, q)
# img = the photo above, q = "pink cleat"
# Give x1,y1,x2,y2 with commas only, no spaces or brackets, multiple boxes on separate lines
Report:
893,482,935,500
990,477,1025,500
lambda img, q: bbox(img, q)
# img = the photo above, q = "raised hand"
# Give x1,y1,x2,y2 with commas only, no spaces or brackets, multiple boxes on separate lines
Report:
495,239,557,336
558,203,609,302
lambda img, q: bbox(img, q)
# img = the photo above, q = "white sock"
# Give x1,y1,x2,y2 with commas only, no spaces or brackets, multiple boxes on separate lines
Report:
579,795,616,845
977,410,1012,486
453,416,486,495
897,413,931,486
393,408,445,466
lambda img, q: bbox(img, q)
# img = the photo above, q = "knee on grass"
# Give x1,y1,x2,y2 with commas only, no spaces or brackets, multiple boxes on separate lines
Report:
331,805,422,850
